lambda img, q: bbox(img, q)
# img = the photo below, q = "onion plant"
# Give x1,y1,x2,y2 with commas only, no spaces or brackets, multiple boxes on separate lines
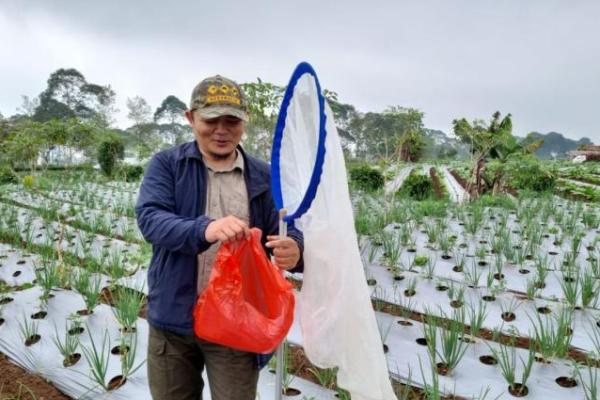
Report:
499,298,520,320
425,220,441,245
525,279,539,301
80,328,111,391
580,271,599,309
585,318,600,359
52,322,80,364
18,313,40,346
118,332,146,382
417,354,443,400
528,308,572,361
437,233,453,258
446,282,465,308
381,232,404,278
423,254,437,280
576,359,599,400
34,259,59,309
466,301,488,338
490,339,535,396
560,273,581,309
589,248,600,279
111,285,145,333
73,269,103,314
308,366,337,389
105,251,127,281
404,277,418,296
464,259,483,288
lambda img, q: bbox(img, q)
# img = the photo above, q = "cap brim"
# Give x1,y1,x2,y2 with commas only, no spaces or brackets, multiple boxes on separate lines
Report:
197,105,248,122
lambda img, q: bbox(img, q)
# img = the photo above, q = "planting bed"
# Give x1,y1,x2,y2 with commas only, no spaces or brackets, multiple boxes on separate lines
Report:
2,168,600,399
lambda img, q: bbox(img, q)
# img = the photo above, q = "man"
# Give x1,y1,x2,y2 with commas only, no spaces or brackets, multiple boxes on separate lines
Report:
135,75,303,400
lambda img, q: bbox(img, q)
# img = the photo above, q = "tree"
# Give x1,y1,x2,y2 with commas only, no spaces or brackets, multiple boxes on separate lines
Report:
33,68,116,127
324,90,360,155
452,111,543,197
240,78,284,160
154,95,187,124
127,96,158,159
350,106,425,162
154,95,191,145
97,135,125,177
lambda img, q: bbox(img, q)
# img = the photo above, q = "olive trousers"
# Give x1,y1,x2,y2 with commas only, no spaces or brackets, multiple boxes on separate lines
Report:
147,325,259,400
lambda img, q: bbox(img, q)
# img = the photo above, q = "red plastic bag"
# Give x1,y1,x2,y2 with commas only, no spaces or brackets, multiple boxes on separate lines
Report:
193,227,295,353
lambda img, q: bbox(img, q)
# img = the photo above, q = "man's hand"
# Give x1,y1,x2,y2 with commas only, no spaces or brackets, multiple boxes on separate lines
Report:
266,235,300,270
205,215,251,243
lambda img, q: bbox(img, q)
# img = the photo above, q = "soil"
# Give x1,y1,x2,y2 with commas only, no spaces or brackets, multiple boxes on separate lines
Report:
31,311,47,319
62,353,81,368
370,296,600,368
107,375,126,391
449,170,469,191
555,376,577,388
111,345,129,355
429,168,445,199
450,300,463,308
501,312,516,322
25,335,41,346
479,355,497,365
0,352,70,399
508,383,528,397
436,362,450,376
68,326,85,336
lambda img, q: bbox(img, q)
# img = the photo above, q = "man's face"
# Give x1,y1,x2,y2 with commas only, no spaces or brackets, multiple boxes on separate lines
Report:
186,111,245,160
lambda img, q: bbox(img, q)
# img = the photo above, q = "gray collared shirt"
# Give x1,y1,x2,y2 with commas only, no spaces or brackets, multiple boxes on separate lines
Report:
197,149,249,295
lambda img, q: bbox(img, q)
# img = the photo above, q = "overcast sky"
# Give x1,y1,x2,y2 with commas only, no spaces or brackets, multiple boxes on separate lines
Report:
1,1,599,141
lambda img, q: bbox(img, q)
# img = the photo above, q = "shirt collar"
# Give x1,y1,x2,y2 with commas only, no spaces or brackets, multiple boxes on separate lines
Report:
203,148,244,173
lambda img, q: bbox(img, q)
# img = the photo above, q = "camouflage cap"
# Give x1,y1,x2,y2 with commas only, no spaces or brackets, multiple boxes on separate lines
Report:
189,75,249,121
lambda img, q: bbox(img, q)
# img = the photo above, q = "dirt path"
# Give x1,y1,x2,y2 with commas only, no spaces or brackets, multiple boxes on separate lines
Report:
441,167,468,202
0,352,70,400
384,166,412,195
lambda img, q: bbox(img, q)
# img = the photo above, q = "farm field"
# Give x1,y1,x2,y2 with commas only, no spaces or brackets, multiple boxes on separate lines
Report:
0,164,599,400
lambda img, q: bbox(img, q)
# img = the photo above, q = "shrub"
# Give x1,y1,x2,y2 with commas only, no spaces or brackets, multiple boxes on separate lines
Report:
97,136,125,177
116,165,144,182
398,173,434,200
502,155,556,192
0,165,17,184
22,175,34,189
349,164,384,192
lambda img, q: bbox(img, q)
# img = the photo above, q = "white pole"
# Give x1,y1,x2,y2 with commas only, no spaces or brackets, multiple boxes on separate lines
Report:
274,209,287,400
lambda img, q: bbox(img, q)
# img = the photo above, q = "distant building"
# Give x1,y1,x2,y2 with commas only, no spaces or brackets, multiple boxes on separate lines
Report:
568,144,600,162
37,145,87,166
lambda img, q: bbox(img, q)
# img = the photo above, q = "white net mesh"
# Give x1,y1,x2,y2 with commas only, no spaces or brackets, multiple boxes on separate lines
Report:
278,73,321,217
280,93,396,398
